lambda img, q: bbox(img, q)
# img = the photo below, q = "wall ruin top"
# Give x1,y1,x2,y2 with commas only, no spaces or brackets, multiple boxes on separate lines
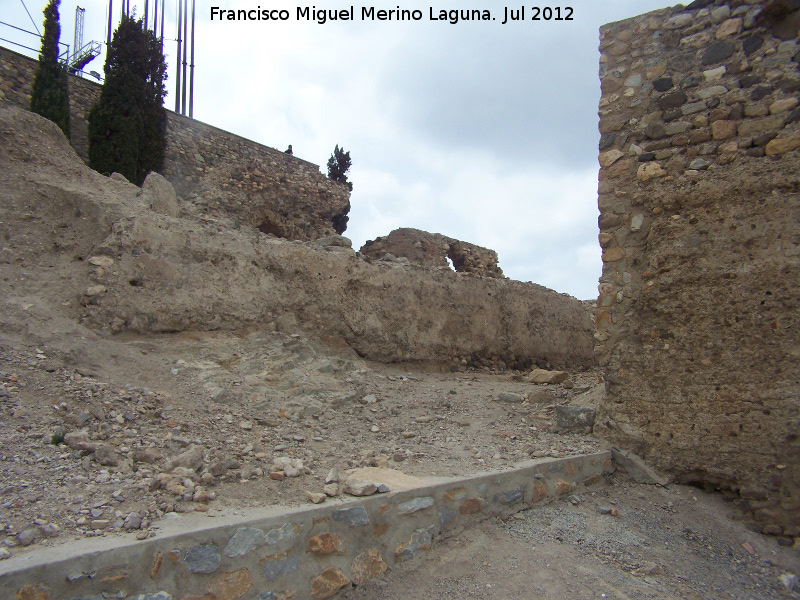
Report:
359,228,505,279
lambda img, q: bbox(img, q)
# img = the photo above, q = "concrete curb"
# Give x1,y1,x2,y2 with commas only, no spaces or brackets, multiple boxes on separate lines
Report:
1,452,612,600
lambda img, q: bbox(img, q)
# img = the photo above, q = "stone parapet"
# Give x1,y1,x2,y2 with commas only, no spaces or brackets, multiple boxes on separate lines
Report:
596,1,800,536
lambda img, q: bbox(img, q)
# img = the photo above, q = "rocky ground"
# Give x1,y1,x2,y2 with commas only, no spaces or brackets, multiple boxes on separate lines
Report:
0,325,604,559
342,474,800,600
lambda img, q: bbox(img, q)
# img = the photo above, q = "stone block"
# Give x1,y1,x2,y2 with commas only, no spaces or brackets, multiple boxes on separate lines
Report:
206,569,253,600
307,533,346,556
555,405,597,433
351,548,388,585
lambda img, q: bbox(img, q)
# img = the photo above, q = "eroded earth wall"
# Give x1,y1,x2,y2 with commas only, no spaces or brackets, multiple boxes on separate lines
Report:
0,105,595,371
596,1,799,536
0,46,350,241
359,228,505,278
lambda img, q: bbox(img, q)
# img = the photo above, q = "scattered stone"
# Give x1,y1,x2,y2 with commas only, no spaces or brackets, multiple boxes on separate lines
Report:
304,491,327,504
780,573,798,593
133,447,162,464
343,477,377,497
555,406,597,433
0,548,11,560
17,526,38,546
63,430,97,452
165,445,204,472
271,457,304,477
142,171,179,217
323,483,341,497
525,369,570,385
84,285,107,297
94,444,119,467
499,392,524,403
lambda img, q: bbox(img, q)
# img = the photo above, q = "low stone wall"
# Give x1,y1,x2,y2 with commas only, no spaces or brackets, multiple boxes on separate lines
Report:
360,228,505,279
596,1,799,536
0,45,350,241
0,453,611,600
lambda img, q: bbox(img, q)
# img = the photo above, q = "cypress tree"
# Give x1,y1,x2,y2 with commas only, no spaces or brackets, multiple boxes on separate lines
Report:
327,145,353,191
88,15,167,185
30,0,70,139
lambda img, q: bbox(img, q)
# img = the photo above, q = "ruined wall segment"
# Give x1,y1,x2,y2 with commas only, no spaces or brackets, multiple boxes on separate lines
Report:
360,228,505,278
596,1,799,536
0,46,350,241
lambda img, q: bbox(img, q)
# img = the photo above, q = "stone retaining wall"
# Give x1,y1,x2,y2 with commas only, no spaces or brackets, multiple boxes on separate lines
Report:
0,45,350,241
595,0,799,536
0,452,611,600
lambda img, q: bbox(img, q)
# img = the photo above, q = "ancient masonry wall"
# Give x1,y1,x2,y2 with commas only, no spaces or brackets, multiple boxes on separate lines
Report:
596,1,799,537
359,228,505,279
0,46,350,241
0,453,611,600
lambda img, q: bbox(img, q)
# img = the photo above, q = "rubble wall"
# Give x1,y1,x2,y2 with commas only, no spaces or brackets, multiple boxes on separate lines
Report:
0,105,595,371
0,46,350,240
596,1,800,536
360,228,505,279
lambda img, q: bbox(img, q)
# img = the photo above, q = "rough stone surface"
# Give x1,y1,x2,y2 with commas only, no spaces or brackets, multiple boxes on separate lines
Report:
224,527,266,558
205,569,253,600
525,369,570,384
351,548,388,585
599,4,800,536
259,551,298,581
332,506,369,527
310,568,350,600
307,533,346,556
397,497,435,515
185,544,221,574
394,526,434,563
359,227,504,279
141,172,179,218
555,405,597,433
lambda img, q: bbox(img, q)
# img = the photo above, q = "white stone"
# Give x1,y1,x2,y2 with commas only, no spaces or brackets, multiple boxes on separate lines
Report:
664,13,692,29
703,66,727,81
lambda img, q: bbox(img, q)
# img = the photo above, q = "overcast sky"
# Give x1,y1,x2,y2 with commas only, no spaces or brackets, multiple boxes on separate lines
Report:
2,0,675,299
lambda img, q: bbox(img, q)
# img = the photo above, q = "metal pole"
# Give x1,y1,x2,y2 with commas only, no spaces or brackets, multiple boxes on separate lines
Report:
107,0,112,46
189,0,195,118
159,0,165,50
181,0,187,115
175,0,182,113
144,0,149,29
153,0,158,36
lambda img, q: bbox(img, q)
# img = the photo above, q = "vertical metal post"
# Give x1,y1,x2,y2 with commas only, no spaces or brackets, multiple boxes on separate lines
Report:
107,0,113,46
189,0,195,118
144,0,149,29
153,0,158,36
181,0,188,115
159,0,165,50
175,0,182,113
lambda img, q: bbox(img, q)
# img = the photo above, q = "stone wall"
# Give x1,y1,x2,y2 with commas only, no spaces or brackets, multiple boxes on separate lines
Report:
596,0,799,537
0,453,611,600
360,228,505,279
0,45,350,241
